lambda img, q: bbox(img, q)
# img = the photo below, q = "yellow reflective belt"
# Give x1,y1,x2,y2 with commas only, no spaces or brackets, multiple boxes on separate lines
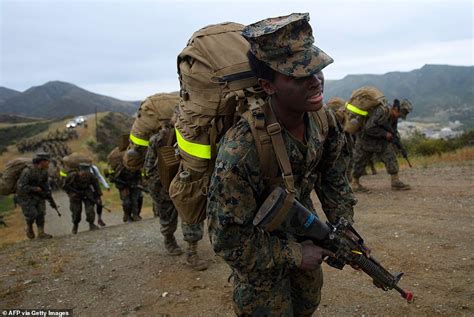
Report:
175,128,211,160
130,134,149,147
60,170,68,177
346,103,368,116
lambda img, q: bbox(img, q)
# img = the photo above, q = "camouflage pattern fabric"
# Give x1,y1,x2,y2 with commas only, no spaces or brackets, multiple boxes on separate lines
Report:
145,132,203,241
207,103,356,315
352,105,399,179
109,167,142,219
63,171,102,225
242,13,333,78
16,166,49,226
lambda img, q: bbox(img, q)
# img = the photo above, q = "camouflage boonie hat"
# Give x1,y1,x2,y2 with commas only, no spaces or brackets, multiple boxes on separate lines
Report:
399,99,413,119
242,12,333,78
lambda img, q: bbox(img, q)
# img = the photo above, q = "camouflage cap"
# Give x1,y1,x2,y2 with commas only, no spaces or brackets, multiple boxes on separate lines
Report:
242,12,333,78
399,99,413,119
78,162,92,171
34,152,51,161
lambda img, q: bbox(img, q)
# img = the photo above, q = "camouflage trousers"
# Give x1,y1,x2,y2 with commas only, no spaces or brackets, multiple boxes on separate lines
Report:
16,196,46,226
232,265,323,316
119,187,141,218
353,143,399,179
148,179,203,242
69,196,95,225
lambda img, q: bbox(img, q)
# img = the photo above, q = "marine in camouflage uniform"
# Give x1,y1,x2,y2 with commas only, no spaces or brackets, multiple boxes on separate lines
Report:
16,153,54,239
352,98,412,192
63,163,102,233
108,165,142,222
145,126,207,269
207,13,356,316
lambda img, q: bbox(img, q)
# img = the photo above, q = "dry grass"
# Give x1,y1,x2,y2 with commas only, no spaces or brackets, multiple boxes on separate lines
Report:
398,146,474,169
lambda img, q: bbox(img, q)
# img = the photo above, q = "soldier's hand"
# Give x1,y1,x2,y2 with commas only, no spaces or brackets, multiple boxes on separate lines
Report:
96,198,102,205
33,187,43,193
300,240,335,271
385,132,393,141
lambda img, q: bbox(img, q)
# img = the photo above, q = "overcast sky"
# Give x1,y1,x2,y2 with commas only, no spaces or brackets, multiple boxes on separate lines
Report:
1,0,472,100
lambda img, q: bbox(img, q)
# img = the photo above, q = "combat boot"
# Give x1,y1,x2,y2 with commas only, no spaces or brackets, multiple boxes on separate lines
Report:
131,213,141,222
123,212,131,223
351,178,370,193
89,223,99,231
164,236,183,256
391,174,411,191
186,241,208,271
37,225,52,239
25,223,35,240
72,223,79,234
97,217,106,227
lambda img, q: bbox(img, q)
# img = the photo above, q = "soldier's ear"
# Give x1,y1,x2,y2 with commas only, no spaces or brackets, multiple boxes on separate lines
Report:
258,78,276,96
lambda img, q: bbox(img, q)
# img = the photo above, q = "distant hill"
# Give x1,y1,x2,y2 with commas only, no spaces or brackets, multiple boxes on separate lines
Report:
0,87,20,103
0,81,137,119
0,114,42,124
325,65,474,127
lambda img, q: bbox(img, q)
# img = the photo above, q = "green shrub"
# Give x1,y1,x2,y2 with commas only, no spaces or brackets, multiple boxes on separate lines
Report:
404,129,474,156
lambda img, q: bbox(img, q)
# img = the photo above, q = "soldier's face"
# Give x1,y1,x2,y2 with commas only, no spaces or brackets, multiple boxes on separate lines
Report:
264,71,325,113
39,160,50,169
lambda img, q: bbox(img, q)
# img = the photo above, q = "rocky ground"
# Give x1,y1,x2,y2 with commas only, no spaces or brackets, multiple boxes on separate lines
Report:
0,162,473,316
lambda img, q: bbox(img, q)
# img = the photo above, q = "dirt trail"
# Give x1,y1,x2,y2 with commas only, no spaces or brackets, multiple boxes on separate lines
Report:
0,162,473,316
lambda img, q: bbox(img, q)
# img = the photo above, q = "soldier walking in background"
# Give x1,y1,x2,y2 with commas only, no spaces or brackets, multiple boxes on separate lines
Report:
63,163,102,234
352,96,412,192
107,165,142,223
16,153,54,239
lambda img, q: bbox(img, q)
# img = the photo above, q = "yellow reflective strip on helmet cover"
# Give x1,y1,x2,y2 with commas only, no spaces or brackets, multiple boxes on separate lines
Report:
346,103,368,116
175,128,211,160
130,134,149,147
351,250,363,255
59,170,68,177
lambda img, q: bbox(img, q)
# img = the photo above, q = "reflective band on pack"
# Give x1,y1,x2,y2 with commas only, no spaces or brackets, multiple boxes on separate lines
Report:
346,103,368,116
60,170,68,177
175,128,211,160
130,134,149,147
304,213,316,228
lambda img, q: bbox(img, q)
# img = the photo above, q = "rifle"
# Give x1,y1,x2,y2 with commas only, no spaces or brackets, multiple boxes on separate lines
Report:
254,187,414,302
392,135,412,168
0,215,7,227
42,189,62,217
112,178,149,194
65,186,112,213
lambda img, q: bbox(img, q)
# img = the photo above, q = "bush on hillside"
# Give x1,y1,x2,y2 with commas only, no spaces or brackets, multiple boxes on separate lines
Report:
404,129,474,156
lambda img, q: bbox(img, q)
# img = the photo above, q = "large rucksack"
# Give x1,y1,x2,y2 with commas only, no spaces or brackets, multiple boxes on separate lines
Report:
124,93,180,171
344,86,388,134
107,147,125,172
61,152,92,174
0,158,32,195
169,22,328,224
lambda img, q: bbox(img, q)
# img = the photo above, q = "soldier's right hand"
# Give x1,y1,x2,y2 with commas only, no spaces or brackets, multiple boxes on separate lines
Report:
33,187,43,193
300,240,335,271
385,132,394,141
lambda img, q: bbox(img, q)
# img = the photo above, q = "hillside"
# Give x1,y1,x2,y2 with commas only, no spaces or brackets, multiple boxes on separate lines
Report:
325,65,474,127
0,87,20,103
0,162,472,316
0,81,137,119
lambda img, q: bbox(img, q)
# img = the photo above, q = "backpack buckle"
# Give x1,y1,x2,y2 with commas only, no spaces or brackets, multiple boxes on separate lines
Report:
267,123,281,136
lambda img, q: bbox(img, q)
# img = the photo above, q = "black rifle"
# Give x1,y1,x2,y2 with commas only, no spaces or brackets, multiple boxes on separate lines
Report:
45,191,62,217
392,134,412,168
65,186,111,213
254,187,414,302
0,216,7,227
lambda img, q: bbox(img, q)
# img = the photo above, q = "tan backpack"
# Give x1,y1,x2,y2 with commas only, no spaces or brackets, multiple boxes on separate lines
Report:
0,158,32,195
61,152,92,174
107,147,126,171
169,22,328,224
124,93,180,171
344,86,387,134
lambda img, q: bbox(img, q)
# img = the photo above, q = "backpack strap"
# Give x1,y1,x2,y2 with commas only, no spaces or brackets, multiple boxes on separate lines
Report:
311,107,329,143
260,101,296,194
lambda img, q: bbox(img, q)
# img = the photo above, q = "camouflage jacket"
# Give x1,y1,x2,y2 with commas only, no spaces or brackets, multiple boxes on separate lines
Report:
64,171,102,199
207,105,356,278
16,166,49,199
356,105,391,153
